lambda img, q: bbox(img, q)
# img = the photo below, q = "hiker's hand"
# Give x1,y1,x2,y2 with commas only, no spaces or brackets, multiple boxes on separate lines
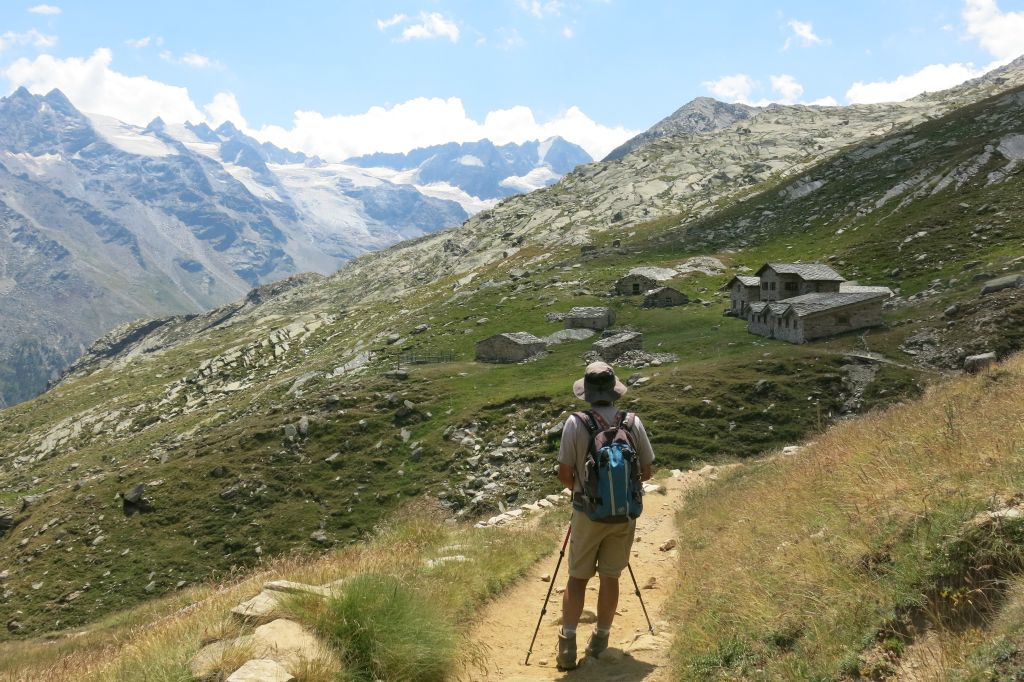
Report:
558,463,575,489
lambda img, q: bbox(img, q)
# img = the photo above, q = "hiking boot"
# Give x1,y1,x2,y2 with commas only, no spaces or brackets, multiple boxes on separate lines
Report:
556,630,577,670
586,630,609,658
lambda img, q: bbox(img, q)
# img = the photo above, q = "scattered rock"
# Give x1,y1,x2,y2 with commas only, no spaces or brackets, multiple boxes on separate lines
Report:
122,483,146,504
297,416,310,436
411,324,429,335
283,424,298,439
964,352,997,374
659,539,677,552
980,273,1023,295
309,530,330,545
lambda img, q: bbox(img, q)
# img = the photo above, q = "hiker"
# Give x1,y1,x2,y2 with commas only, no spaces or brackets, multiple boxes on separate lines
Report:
555,361,654,670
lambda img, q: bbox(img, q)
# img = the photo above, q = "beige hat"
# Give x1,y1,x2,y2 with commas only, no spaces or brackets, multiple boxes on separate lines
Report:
573,361,628,403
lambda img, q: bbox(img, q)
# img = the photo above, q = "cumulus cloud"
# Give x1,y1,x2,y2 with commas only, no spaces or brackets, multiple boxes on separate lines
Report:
204,92,248,129
783,19,824,50
377,11,460,42
0,29,58,51
962,0,1024,61
3,48,208,124
702,74,758,102
846,62,989,103
844,0,1023,104
253,97,636,161
28,4,61,14
703,72,836,106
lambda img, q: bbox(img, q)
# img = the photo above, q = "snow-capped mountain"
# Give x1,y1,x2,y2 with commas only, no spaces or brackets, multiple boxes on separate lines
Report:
345,137,593,210
0,87,467,405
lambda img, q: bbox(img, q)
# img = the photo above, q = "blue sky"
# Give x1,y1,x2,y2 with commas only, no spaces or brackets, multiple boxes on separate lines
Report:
1,1,1022,159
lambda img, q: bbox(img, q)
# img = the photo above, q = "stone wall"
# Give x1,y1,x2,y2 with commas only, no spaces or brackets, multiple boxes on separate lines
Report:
475,338,546,363
803,300,884,341
615,274,659,296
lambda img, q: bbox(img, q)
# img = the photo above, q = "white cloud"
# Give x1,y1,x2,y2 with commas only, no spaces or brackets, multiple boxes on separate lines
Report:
253,97,636,162
703,72,837,106
204,92,248,128
702,74,757,103
160,49,221,69
769,74,804,103
28,4,61,14
516,0,563,18
3,48,209,125
0,29,58,51
562,26,575,39
783,19,824,50
962,0,1024,61
497,27,525,50
376,13,407,31
384,11,459,42
845,62,989,103
125,36,152,48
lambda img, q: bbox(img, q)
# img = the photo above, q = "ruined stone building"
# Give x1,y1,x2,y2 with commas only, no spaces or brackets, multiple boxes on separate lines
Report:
643,287,689,308
475,332,547,363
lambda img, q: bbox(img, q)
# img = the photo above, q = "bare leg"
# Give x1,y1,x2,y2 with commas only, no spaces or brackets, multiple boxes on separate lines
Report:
561,577,589,628
596,575,619,629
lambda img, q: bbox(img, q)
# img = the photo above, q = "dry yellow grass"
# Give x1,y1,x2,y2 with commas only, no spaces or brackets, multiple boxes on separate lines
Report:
669,353,1024,679
0,503,557,682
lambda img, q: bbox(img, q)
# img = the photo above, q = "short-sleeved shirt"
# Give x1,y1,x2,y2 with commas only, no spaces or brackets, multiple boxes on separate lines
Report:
557,405,655,493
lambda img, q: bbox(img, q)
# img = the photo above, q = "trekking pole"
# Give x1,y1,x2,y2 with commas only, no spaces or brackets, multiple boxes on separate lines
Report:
626,563,654,634
524,523,572,665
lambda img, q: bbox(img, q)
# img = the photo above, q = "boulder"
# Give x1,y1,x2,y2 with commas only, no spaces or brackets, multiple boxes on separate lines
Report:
0,509,15,531
980,273,1024,296
964,352,997,374
226,659,295,682
122,483,146,504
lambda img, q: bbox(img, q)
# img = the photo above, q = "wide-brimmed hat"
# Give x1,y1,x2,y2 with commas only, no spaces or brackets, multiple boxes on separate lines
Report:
573,361,628,403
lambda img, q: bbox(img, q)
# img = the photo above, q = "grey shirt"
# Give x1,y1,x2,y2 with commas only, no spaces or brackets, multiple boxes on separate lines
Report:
557,405,655,493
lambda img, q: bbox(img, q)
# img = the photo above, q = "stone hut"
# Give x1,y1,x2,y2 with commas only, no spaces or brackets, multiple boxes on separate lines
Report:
643,287,689,308
720,275,761,316
746,291,889,344
614,273,660,296
593,331,643,361
563,306,616,330
475,332,547,363
754,263,845,302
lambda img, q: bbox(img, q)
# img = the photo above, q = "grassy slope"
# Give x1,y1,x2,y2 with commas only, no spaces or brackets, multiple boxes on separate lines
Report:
0,86,1022,640
668,353,1024,680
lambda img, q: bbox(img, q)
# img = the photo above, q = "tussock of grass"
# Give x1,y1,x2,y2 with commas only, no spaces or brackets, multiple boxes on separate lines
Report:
668,354,1024,680
0,503,557,681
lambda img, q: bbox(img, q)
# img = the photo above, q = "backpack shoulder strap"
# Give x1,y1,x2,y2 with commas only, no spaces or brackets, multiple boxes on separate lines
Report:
573,411,599,435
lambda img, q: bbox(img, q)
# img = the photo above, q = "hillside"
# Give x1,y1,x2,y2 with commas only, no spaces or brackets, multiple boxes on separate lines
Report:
0,65,1023,642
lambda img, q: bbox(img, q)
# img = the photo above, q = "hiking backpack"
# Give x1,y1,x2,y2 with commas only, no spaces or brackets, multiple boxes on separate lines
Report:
572,410,644,523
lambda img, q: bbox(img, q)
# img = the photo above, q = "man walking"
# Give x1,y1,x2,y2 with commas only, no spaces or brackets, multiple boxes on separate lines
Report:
556,361,654,670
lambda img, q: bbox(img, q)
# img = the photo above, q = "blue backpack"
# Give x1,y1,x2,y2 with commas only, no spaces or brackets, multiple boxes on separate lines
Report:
573,410,644,523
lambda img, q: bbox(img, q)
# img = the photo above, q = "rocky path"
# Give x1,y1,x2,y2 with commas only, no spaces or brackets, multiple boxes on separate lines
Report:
464,467,721,681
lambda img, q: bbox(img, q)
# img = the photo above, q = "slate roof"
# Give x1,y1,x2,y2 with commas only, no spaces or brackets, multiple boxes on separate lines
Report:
644,286,683,296
838,284,894,296
593,331,641,348
755,262,845,282
719,275,761,290
494,332,546,345
778,291,887,318
566,306,613,318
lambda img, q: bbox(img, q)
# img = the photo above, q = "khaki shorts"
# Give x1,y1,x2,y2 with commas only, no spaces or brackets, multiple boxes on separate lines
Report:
568,510,636,579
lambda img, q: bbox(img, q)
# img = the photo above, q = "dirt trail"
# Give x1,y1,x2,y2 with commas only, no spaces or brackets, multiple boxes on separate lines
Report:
465,468,718,682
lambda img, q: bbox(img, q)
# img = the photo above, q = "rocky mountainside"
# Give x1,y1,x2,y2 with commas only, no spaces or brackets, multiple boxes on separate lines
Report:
0,59,1022,639
346,136,592,203
0,88,467,405
603,96,760,161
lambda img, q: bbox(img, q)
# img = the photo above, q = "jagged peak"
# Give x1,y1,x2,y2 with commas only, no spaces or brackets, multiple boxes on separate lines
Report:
145,116,166,133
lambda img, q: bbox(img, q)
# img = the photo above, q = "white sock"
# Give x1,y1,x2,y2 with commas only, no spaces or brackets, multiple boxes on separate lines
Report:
596,626,611,636
561,625,576,637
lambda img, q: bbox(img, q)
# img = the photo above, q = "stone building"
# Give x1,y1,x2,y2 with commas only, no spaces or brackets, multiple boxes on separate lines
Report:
475,332,547,363
754,263,845,302
593,331,643,361
564,306,616,330
746,291,889,344
643,287,689,308
614,273,660,296
720,275,761,316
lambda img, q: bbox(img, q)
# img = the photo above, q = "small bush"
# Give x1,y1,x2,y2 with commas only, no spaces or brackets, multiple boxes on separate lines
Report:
314,573,457,682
